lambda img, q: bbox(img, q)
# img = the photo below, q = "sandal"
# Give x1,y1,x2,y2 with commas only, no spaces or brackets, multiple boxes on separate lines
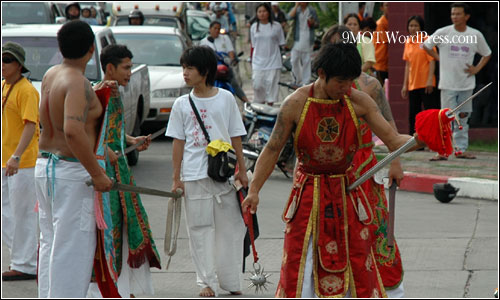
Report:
2,270,37,281
455,152,476,159
430,155,448,161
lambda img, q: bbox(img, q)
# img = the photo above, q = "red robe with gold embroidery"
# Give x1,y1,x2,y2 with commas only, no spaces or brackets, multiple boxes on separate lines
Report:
349,80,404,290
275,86,387,298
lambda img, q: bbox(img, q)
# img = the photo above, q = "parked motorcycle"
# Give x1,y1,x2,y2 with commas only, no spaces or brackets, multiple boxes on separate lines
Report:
242,102,295,178
208,36,244,96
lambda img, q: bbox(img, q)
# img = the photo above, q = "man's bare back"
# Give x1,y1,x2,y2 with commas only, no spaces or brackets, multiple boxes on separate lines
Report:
39,64,103,158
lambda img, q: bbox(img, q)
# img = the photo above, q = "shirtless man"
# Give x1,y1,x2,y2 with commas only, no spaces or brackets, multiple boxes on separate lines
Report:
242,43,425,297
35,20,113,298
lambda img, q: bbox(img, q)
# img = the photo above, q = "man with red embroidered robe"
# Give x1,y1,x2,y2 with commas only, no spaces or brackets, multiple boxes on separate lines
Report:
324,25,405,296
242,43,426,297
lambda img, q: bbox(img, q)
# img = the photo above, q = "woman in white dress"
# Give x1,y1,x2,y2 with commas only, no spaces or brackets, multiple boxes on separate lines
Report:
250,3,285,105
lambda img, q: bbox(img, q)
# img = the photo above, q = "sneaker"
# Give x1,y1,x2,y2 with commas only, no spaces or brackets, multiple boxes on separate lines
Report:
2,269,37,281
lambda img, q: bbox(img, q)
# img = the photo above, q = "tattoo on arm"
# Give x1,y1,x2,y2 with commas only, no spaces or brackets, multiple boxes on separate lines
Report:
83,80,93,122
66,81,93,123
266,102,294,153
371,80,394,122
267,112,286,152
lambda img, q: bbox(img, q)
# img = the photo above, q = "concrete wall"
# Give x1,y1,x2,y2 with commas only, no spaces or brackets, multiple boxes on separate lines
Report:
386,2,425,135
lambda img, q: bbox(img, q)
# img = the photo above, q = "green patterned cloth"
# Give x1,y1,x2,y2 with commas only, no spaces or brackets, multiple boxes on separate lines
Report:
105,94,161,272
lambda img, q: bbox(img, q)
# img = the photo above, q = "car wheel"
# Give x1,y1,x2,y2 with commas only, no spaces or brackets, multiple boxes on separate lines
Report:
127,115,141,166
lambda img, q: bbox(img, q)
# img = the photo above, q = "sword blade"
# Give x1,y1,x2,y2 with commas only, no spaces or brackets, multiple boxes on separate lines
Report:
86,180,182,198
387,182,397,247
117,127,166,157
450,82,492,114
348,137,417,191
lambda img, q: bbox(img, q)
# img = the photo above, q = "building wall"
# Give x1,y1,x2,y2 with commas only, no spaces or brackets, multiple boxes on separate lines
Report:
386,2,425,134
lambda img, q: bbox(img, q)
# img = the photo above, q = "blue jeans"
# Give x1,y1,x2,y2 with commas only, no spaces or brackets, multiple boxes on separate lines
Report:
440,89,473,152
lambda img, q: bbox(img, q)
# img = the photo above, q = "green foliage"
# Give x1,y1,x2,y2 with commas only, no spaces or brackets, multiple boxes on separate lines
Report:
468,140,498,152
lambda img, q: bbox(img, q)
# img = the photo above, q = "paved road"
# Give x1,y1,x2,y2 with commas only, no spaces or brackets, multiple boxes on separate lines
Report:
2,138,497,298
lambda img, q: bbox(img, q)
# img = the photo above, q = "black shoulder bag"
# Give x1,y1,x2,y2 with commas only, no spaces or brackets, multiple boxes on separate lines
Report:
188,94,237,182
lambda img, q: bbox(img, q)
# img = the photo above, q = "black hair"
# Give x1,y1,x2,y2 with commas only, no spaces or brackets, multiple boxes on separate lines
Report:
209,20,221,28
313,42,361,82
343,13,361,27
180,46,217,86
255,3,273,32
57,20,95,59
359,2,366,9
451,2,471,15
407,15,425,32
360,17,377,31
321,24,356,46
100,44,133,72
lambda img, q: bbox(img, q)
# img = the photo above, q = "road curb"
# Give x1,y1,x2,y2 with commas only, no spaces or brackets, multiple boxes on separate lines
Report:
396,172,498,201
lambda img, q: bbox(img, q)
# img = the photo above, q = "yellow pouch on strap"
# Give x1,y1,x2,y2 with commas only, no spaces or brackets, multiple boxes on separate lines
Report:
205,139,234,157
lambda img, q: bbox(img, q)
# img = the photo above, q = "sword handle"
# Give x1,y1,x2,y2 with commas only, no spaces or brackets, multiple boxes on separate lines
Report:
387,181,397,248
174,188,184,197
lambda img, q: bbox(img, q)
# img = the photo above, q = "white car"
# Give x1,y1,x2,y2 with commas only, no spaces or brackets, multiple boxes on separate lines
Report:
2,24,152,165
111,26,190,126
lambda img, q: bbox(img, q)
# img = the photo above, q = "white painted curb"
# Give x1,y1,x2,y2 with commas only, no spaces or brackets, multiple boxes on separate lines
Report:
447,177,498,201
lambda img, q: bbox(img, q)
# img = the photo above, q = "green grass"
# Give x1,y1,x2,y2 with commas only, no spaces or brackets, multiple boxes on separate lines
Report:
468,140,498,152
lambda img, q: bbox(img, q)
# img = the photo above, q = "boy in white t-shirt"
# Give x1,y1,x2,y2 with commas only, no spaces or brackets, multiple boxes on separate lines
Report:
424,2,491,160
166,46,248,297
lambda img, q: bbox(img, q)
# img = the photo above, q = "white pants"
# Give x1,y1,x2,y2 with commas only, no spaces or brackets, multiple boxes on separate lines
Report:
252,68,281,104
291,49,312,87
301,238,404,298
87,224,154,297
35,158,96,298
1,167,38,275
183,178,246,296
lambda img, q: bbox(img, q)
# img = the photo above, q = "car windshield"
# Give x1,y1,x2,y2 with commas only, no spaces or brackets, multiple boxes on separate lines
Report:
187,15,210,41
2,2,51,24
116,16,178,27
114,33,183,66
1,37,100,81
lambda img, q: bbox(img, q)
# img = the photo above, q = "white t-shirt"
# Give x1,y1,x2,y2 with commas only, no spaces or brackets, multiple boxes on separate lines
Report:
424,25,491,91
199,34,234,54
165,88,246,181
250,21,285,70
293,6,311,52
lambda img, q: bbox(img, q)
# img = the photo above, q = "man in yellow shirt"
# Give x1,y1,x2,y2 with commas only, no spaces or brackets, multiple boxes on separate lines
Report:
2,42,40,281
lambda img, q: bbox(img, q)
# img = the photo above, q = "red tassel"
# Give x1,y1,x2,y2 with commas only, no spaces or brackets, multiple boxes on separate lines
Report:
415,108,454,157
94,192,108,230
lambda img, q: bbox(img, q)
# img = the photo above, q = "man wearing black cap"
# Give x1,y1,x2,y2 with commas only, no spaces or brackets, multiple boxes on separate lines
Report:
1,42,40,281
65,2,81,21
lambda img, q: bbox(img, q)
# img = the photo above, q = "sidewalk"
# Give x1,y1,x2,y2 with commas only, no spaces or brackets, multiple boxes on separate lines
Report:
374,146,498,200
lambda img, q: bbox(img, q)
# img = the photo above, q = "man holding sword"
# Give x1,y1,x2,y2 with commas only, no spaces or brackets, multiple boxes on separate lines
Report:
241,42,426,298
86,44,161,298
